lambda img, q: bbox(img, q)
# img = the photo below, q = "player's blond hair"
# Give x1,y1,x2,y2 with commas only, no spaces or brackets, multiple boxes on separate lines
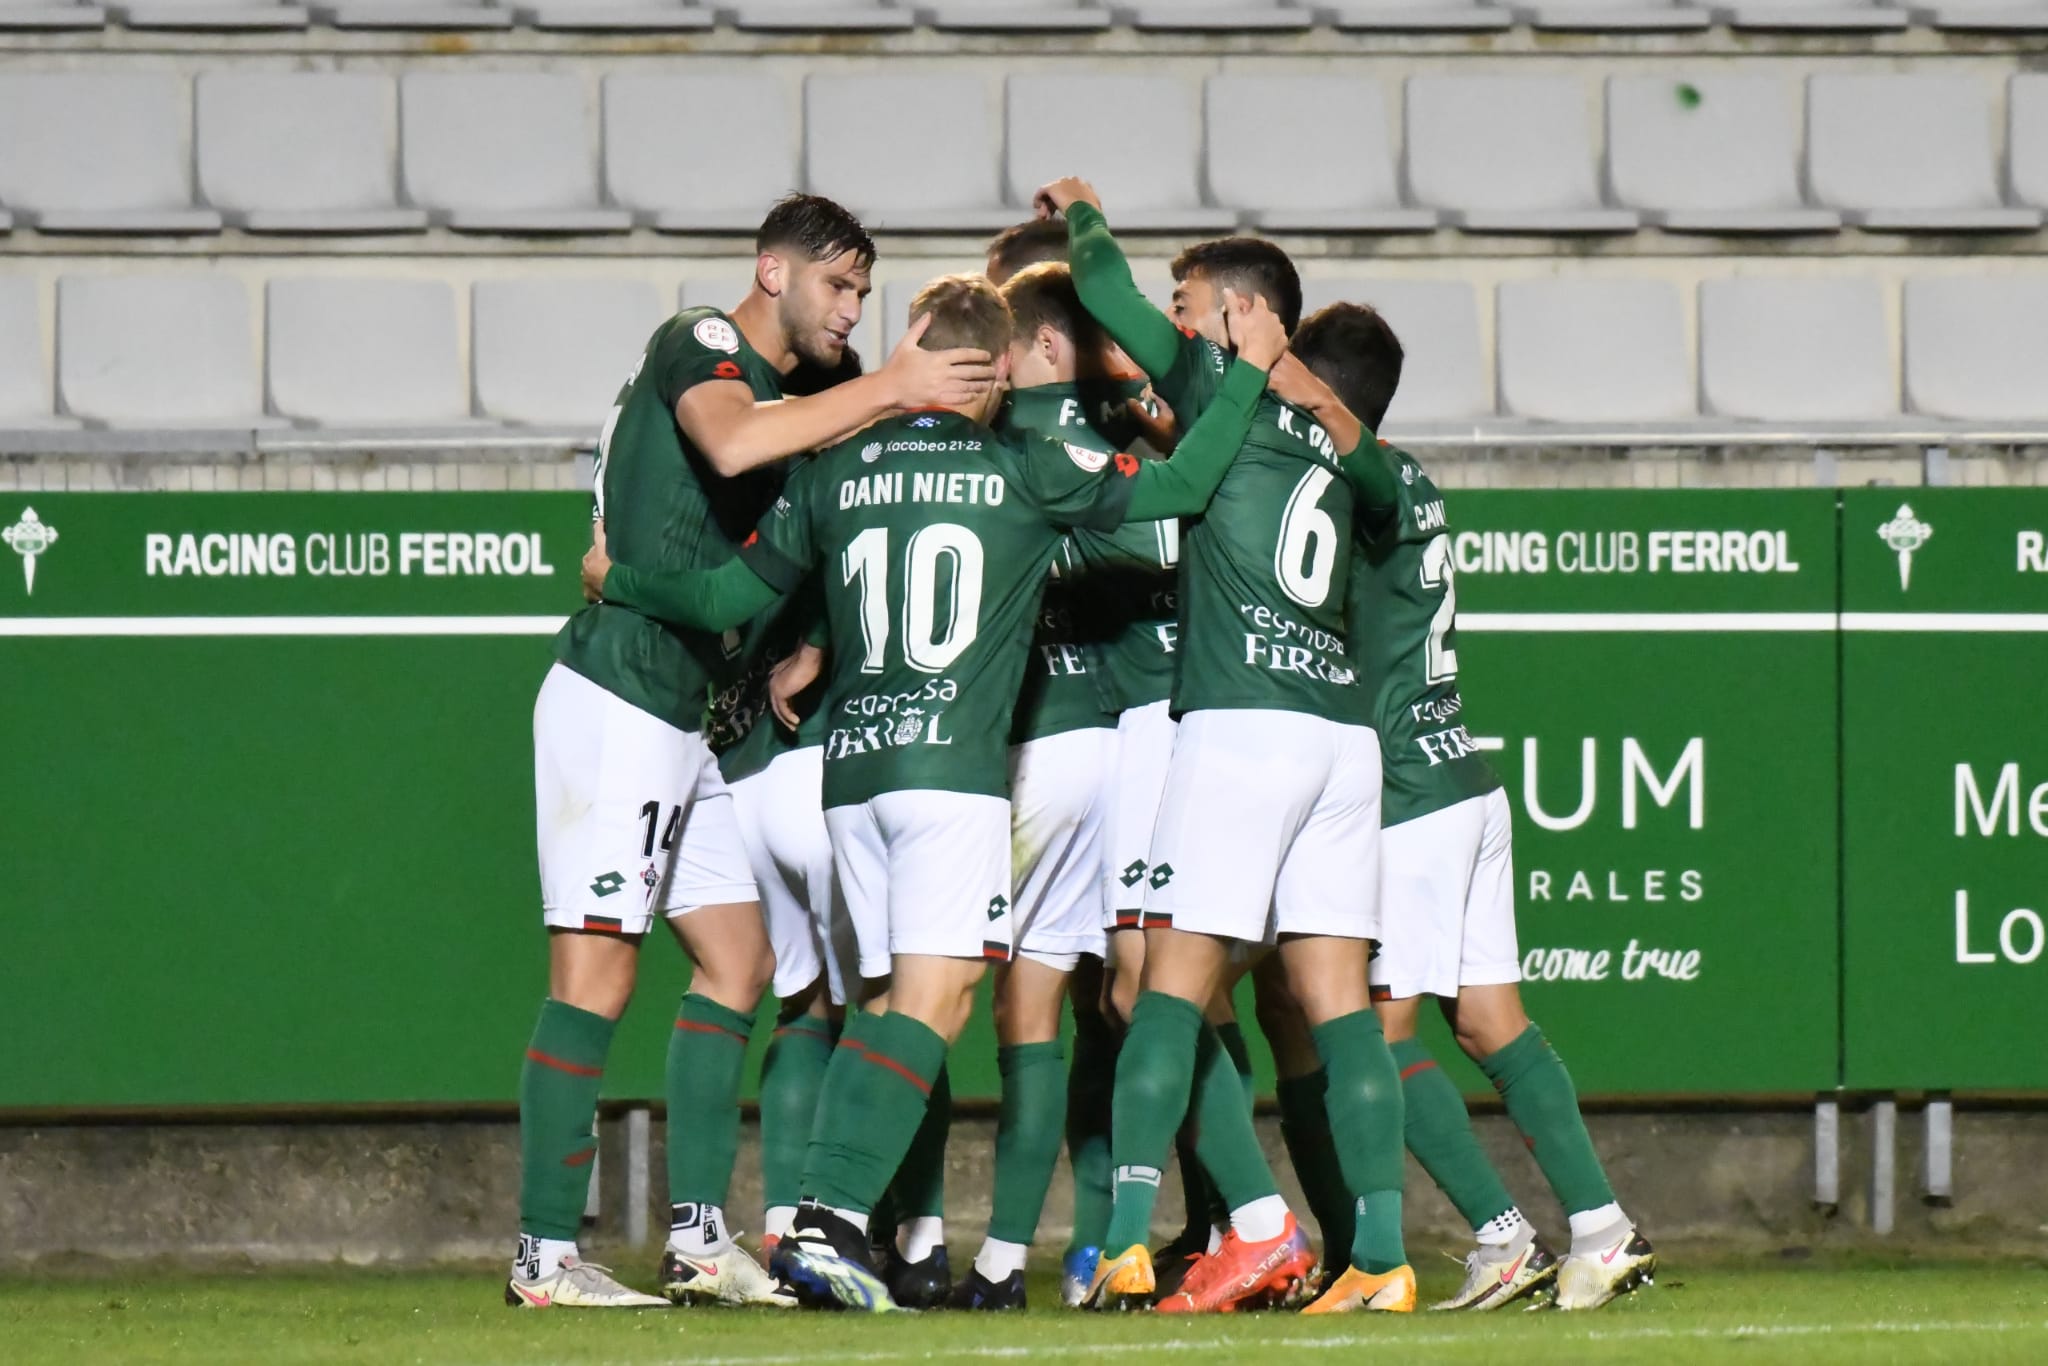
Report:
909,273,1013,357
999,262,1104,354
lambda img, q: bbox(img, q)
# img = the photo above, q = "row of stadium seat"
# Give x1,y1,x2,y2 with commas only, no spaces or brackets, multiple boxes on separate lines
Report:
4,271,2044,440
8,1,2046,35
4,69,2047,237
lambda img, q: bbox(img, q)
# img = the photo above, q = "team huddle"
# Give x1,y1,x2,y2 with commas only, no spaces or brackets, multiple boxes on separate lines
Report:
508,181,1657,1318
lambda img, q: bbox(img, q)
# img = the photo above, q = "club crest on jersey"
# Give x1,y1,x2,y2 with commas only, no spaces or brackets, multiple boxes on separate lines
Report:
1064,441,1109,473
891,709,927,746
692,316,740,354
911,414,941,428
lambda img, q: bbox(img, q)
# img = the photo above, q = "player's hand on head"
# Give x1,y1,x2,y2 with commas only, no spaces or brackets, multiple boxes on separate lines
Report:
769,642,825,729
580,527,612,604
1223,289,1288,372
1032,177,1101,220
1125,387,1180,455
883,311,997,411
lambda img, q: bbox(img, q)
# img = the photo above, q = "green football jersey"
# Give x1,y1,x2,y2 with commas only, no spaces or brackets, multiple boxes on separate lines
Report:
737,408,1141,808
1153,329,1362,720
553,307,786,731
710,578,829,785
1348,445,1502,826
995,380,1160,744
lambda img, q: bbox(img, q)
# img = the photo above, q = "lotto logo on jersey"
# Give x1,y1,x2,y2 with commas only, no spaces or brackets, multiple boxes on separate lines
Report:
692,316,740,354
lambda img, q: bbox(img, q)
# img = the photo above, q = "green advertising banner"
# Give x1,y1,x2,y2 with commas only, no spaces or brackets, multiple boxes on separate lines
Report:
1840,488,2048,1090
1438,492,1842,1096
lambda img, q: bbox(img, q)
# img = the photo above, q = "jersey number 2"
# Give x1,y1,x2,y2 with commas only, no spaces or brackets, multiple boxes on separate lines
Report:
843,523,985,674
1419,535,1459,685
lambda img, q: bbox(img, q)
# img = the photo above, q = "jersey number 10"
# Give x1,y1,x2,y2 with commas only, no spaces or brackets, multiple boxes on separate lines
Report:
843,523,986,675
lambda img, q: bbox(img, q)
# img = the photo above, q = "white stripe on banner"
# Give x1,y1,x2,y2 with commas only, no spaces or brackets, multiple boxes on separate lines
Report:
0,612,2039,637
0,616,570,637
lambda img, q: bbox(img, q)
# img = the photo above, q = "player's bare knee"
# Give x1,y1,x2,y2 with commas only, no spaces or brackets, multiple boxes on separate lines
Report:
888,956,987,1044
548,930,641,1020
1449,983,1532,1060
1376,994,1424,1044
993,961,1067,1045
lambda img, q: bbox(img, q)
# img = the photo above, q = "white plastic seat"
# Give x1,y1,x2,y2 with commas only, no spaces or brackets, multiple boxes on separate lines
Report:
1206,75,1438,232
57,275,276,428
1005,74,1236,232
1513,0,1709,31
1807,74,2041,231
1714,0,1908,29
1902,276,2048,422
402,72,631,233
313,1,512,26
1116,0,1312,29
0,73,221,233
2011,75,2048,209
198,73,426,234
516,0,710,26
0,2,106,29
723,0,913,29
1908,0,2048,29
111,1,307,27
266,278,487,429
0,276,80,430
1313,0,1511,31
604,71,797,232
473,279,668,428
1296,277,1492,430
1698,277,1895,423
1607,75,1841,233
805,73,1010,231
1405,75,1640,233
919,0,1110,30
1496,278,1695,423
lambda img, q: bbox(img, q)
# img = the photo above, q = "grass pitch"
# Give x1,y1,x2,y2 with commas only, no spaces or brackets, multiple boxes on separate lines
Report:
5,1249,2045,1366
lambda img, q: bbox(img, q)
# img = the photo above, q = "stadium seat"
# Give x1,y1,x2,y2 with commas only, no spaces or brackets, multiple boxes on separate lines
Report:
1607,75,1842,233
723,0,914,30
56,275,276,429
881,279,924,356
2012,75,2048,209
401,72,632,233
0,276,80,431
1117,0,1314,30
1405,75,1639,233
198,73,427,234
266,278,489,429
1005,75,1236,232
110,1,307,26
1699,277,1895,424
1297,278,1492,430
472,279,667,429
604,71,797,232
919,0,1111,30
0,2,105,29
1496,278,1695,424
1314,0,1512,32
1807,75,2042,231
1205,75,1439,232
312,1,513,26
0,73,221,233
805,73,1013,231
1714,0,1908,29
1511,0,1710,33
1909,0,2048,29
515,0,711,26
1902,276,2048,423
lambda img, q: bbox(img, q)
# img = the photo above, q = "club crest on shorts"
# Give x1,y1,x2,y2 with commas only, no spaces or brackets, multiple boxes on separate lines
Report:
692,316,740,354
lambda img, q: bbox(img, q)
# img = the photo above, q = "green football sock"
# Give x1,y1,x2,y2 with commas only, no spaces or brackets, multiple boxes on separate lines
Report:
988,1042,1067,1245
803,1011,950,1216
889,1063,952,1224
1480,1024,1616,1218
1104,991,1203,1254
1310,1009,1408,1274
518,998,616,1241
664,994,754,1214
1064,996,1117,1255
1275,1068,1354,1259
1390,1036,1516,1233
758,1014,835,1219
1190,1022,1280,1215
1172,1123,1214,1242
1213,1020,1257,1107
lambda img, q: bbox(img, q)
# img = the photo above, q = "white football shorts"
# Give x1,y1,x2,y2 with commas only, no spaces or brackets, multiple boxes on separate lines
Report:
1102,699,1177,931
1143,708,1382,944
534,663,758,936
1009,727,1116,971
824,789,1014,978
1370,787,1521,1000
730,744,859,1005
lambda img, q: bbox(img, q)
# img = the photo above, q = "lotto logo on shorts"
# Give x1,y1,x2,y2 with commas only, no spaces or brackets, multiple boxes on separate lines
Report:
589,871,626,898
1148,863,1175,889
1118,859,1148,889
986,895,1009,922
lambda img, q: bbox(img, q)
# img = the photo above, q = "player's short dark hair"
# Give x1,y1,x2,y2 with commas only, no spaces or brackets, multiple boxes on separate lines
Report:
1289,302,1405,434
1170,237,1302,334
783,345,863,398
910,273,1013,356
756,193,876,269
985,219,1069,286
998,262,1103,352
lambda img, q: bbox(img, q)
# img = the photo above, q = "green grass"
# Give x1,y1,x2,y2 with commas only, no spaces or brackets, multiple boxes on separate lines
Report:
4,1250,2045,1366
